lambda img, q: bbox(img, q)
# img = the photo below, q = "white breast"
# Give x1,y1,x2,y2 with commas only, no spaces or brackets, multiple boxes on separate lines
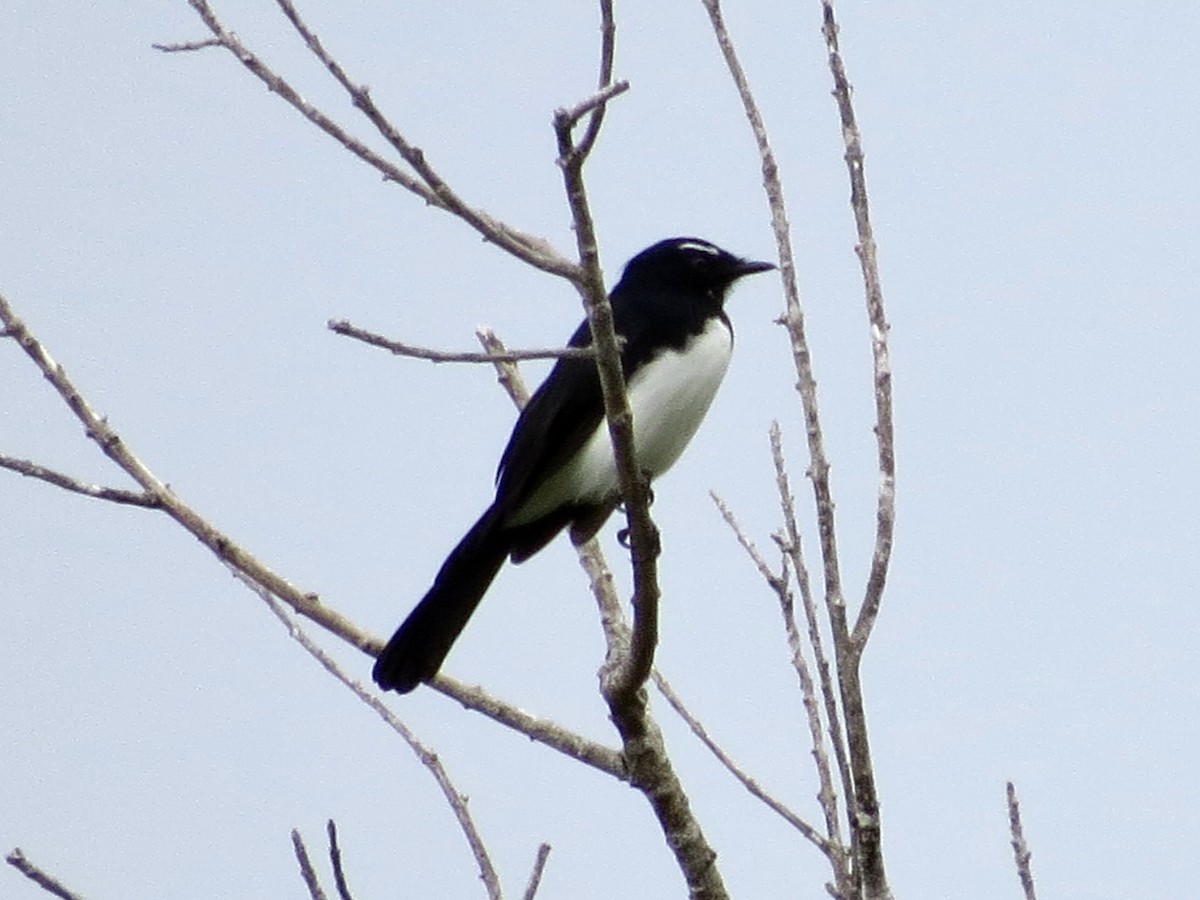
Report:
510,316,732,523
621,316,733,480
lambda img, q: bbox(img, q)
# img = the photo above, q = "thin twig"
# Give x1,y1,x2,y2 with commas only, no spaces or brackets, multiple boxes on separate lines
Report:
520,843,553,900
710,491,785,591
326,820,354,900
5,849,85,900
577,534,630,672
479,333,633,693
818,0,896,653
701,3,890,896
433,675,626,779
273,0,572,277
1006,782,1038,900
152,37,221,51
476,328,534,407
0,291,372,654
251,570,501,900
709,491,844,869
471,330,632,781
0,455,160,507
558,81,630,130
0,293,623,780
769,424,852,861
292,829,330,900
167,0,575,279
698,0,849,727
652,671,828,853
331,319,596,363
574,0,617,158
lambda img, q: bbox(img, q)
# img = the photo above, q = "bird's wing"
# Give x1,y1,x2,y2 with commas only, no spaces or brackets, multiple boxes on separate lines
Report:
493,318,606,514
493,292,669,516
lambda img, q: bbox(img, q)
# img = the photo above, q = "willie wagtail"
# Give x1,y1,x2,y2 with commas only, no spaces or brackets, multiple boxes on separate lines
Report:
373,237,774,692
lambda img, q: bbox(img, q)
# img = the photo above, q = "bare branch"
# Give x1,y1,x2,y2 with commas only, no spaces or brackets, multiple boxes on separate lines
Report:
167,0,576,278
5,849,85,900
710,490,786,592
432,675,627,780
326,821,355,900
468,331,632,781
769,424,853,850
2,294,622,781
700,0,846,610
816,6,893,895
553,74,728,899
574,0,617,159
476,328,624,669
817,0,897,652
652,671,827,853
701,4,893,895
151,37,221,51
554,39,730,900
1,291,375,653
710,490,846,873
1006,782,1038,900
697,0,849,708
272,0,572,276
292,829,330,900
553,90,658,708
577,533,631,671
476,327,534,407
252,571,501,899
483,328,631,698
0,454,160,507
331,319,596,363
520,843,553,900
557,80,630,131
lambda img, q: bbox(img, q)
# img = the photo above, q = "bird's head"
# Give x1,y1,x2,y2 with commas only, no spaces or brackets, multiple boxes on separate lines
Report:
619,237,775,295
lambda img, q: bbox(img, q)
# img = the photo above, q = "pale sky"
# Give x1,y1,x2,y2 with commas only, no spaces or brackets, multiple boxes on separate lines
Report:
3,2,1198,898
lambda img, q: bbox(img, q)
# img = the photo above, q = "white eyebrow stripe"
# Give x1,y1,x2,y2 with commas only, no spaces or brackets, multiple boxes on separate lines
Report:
674,240,721,255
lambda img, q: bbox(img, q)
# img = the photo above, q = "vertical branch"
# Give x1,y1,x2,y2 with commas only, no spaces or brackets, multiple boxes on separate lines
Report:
575,0,617,159
702,2,895,897
697,0,847,675
326,820,355,900
818,5,894,898
521,843,553,900
1006,782,1039,900
552,70,728,899
819,2,896,653
552,83,659,705
769,425,854,895
291,829,331,900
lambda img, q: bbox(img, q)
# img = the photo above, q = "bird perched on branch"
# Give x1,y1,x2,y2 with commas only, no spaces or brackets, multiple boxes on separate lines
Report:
373,237,774,693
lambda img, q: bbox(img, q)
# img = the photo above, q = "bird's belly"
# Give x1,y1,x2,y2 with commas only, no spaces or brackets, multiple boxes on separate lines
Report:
511,318,732,523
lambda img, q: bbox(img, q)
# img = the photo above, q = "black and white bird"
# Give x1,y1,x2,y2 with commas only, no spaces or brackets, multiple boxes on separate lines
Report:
373,237,774,693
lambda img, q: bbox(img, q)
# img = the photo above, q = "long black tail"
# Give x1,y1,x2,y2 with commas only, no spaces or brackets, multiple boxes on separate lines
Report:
373,506,509,693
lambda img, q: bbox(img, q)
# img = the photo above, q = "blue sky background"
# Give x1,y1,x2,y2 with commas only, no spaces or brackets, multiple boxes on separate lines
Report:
3,2,1198,898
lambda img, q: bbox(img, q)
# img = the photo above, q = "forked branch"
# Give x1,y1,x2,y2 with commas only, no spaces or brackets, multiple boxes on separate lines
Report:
0,293,625,779
701,1,896,897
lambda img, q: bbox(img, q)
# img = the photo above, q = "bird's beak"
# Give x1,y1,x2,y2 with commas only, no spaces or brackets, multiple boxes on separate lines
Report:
735,257,776,277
